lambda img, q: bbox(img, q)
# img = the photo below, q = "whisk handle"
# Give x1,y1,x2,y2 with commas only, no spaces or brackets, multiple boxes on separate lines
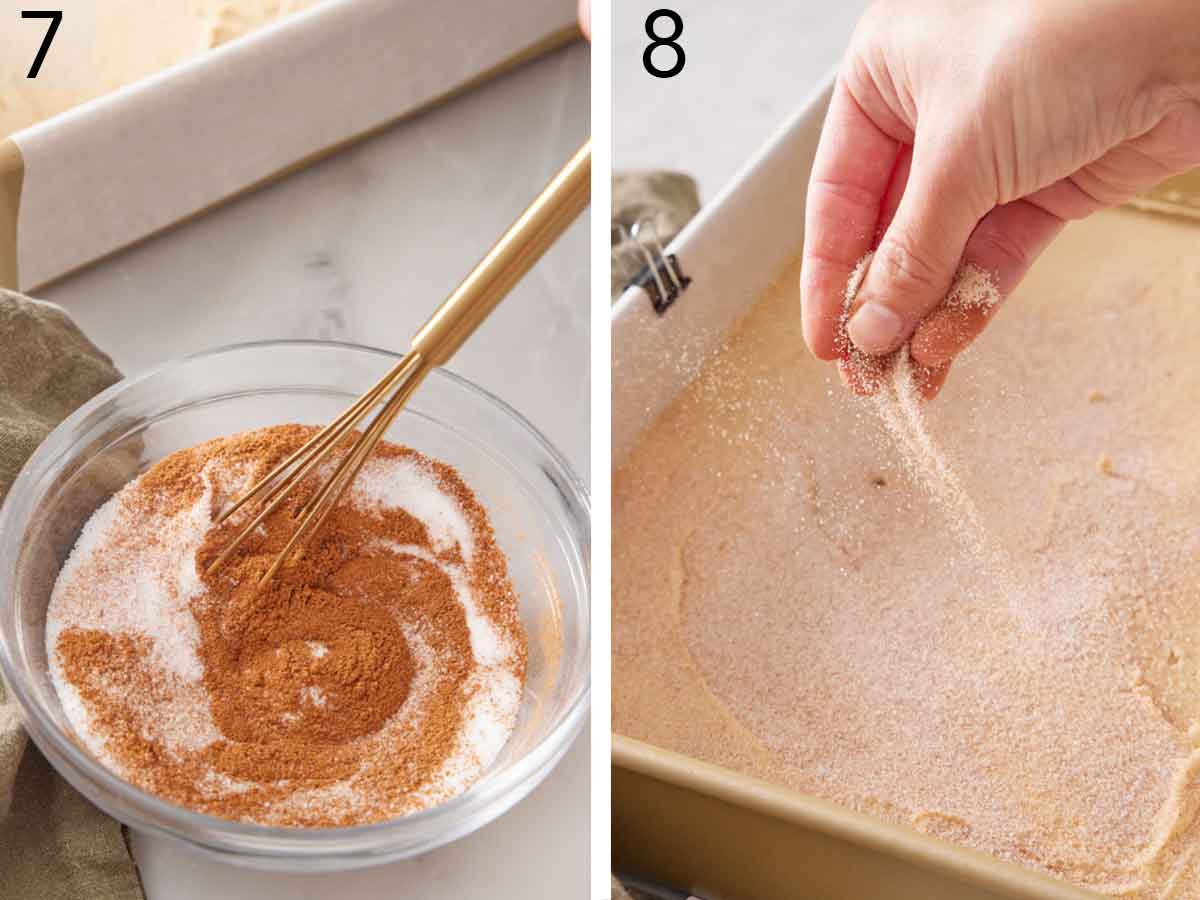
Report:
411,140,591,366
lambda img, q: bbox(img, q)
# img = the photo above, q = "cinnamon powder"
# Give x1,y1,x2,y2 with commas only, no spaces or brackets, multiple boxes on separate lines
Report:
50,424,527,827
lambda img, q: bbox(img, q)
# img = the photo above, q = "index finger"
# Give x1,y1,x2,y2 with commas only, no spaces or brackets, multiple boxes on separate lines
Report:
801,78,902,361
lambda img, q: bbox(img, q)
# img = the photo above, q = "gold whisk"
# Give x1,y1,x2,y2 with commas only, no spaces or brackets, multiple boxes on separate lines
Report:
207,140,591,586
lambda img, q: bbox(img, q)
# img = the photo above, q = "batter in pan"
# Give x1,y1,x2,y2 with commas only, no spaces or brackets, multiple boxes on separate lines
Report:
613,208,1200,897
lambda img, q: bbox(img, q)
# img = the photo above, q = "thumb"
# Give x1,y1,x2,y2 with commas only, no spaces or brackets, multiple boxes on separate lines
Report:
847,147,987,356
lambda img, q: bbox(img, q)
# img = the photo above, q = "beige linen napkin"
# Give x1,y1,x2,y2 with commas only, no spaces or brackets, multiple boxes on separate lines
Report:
611,171,700,300
0,290,144,899
613,875,636,899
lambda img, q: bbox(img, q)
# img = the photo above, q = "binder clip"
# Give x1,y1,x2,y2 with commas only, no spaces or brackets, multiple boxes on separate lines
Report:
613,220,691,315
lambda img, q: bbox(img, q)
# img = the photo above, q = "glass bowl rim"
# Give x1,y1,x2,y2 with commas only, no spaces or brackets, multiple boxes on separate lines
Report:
0,338,590,857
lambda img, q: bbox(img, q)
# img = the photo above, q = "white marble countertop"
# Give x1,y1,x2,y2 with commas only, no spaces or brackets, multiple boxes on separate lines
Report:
39,39,590,900
614,0,868,203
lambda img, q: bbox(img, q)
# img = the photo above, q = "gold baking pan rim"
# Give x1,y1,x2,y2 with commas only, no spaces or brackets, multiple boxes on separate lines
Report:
613,733,1100,899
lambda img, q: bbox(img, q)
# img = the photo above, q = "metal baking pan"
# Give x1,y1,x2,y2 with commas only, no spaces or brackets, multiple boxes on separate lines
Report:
610,70,1194,900
613,737,1092,899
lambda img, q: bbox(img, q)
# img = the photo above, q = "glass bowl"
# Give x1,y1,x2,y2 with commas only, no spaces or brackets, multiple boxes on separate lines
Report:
0,341,589,871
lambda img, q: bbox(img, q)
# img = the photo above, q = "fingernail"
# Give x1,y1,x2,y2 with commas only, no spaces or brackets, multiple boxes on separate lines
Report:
847,302,903,354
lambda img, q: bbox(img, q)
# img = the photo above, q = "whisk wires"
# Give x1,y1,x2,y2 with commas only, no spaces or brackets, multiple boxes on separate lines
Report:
206,140,590,586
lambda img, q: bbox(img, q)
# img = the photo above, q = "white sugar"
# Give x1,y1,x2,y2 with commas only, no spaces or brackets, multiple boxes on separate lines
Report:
418,668,522,802
353,456,475,562
300,686,327,708
47,473,222,759
380,542,515,669
48,489,206,685
459,668,522,763
944,263,1000,310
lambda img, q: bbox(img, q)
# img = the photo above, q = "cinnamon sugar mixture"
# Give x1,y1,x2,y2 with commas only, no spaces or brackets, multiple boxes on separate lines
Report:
48,424,527,827
613,210,1200,896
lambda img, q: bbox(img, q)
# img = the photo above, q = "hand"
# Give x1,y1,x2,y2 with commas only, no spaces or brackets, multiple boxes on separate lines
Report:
800,0,1200,398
